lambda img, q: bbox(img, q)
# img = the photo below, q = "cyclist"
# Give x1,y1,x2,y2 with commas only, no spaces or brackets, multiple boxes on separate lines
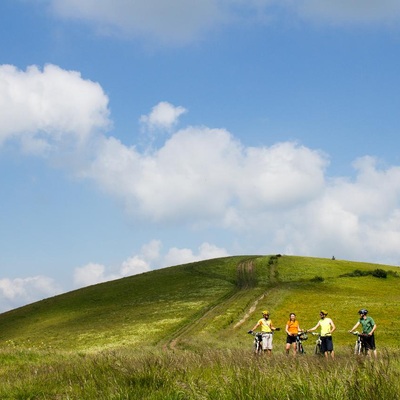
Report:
248,310,278,355
285,313,303,356
307,310,336,359
349,309,377,357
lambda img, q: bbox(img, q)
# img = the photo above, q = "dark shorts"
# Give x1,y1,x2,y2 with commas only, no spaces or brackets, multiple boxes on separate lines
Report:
361,334,376,350
286,335,297,344
321,336,334,352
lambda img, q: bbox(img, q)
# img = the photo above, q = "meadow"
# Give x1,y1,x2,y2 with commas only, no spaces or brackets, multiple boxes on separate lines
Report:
0,346,399,399
0,255,399,398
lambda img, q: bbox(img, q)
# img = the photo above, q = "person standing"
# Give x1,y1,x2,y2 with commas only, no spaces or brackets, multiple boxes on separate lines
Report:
307,310,336,359
285,313,302,356
349,309,377,357
248,310,279,355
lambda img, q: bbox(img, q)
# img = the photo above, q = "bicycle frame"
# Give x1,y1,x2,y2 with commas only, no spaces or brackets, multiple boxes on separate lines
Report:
295,332,308,354
250,332,263,355
350,331,367,355
311,332,323,355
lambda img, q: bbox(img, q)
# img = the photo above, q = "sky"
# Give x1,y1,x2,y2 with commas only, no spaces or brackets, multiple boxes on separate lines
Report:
1,0,400,312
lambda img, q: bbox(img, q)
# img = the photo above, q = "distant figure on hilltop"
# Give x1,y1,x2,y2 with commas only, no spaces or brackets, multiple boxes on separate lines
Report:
248,310,279,355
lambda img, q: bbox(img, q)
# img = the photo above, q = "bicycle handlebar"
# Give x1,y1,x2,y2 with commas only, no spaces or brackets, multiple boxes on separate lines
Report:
248,331,263,336
247,329,280,335
349,331,367,336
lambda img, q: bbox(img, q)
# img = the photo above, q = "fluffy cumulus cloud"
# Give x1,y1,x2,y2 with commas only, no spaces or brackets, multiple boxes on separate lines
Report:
73,263,119,288
0,276,62,312
73,241,229,288
73,241,160,288
78,100,400,265
81,121,328,226
269,156,400,264
73,257,153,288
140,102,187,133
165,242,230,266
0,64,110,154
40,0,400,45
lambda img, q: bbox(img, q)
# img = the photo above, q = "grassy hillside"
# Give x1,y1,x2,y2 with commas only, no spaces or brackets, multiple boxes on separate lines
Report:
0,255,399,352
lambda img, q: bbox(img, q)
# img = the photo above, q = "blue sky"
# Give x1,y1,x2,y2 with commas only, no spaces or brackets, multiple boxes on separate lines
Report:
1,0,400,311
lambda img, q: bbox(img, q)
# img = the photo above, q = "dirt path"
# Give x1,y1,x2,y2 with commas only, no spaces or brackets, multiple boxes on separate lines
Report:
163,258,259,350
233,293,265,329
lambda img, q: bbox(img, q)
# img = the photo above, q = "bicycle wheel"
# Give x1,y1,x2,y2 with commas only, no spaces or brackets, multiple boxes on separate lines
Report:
295,341,300,353
360,341,367,356
253,341,259,354
354,341,360,355
254,340,262,355
315,343,321,355
299,343,305,354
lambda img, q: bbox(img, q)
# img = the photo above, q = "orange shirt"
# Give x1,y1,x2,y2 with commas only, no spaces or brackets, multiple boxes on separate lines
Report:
286,320,299,335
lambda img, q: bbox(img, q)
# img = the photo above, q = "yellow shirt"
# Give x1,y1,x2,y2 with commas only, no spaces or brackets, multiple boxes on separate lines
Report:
257,318,272,333
319,318,333,336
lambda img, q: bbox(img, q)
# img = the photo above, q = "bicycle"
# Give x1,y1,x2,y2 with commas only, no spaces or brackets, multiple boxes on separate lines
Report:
310,332,323,355
248,329,280,355
295,331,308,354
248,331,263,355
350,331,367,355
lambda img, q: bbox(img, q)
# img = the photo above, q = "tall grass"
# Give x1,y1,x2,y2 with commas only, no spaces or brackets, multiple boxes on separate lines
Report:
0,347,399,399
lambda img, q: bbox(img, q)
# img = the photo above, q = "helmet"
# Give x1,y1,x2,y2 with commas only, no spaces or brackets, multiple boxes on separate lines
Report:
320,310,328,315
262,310,269,315
358,309,368,315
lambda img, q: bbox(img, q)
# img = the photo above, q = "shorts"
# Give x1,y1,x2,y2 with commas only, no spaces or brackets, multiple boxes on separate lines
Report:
321,336,334,353
286,335,297,344
361,334,376,350
262,333,273,350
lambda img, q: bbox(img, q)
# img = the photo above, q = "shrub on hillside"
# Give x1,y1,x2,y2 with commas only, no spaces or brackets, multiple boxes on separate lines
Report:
268,256,278,265
372,269,387,278
310,275,324,282
340,268,397,279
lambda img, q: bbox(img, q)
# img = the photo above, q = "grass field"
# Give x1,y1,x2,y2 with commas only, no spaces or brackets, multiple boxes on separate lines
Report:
0,255,399,398
0,347,399,399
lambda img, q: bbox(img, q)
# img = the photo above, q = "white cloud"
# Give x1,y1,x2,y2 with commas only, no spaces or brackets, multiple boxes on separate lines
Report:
48,0,227,44
88,96,400,265
0,64,110,154
140,240,163,262
266,156,400,264
73,263,117,287
40,0,400,46
140,102,187,133
82,125,328,225
73,101,400,265
73,241,155,287
0,240,227,311
164,242,230,266
0,276,62,312
73,240,228,288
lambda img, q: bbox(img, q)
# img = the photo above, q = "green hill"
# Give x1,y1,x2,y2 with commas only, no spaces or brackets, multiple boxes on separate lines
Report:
0,255,399,352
